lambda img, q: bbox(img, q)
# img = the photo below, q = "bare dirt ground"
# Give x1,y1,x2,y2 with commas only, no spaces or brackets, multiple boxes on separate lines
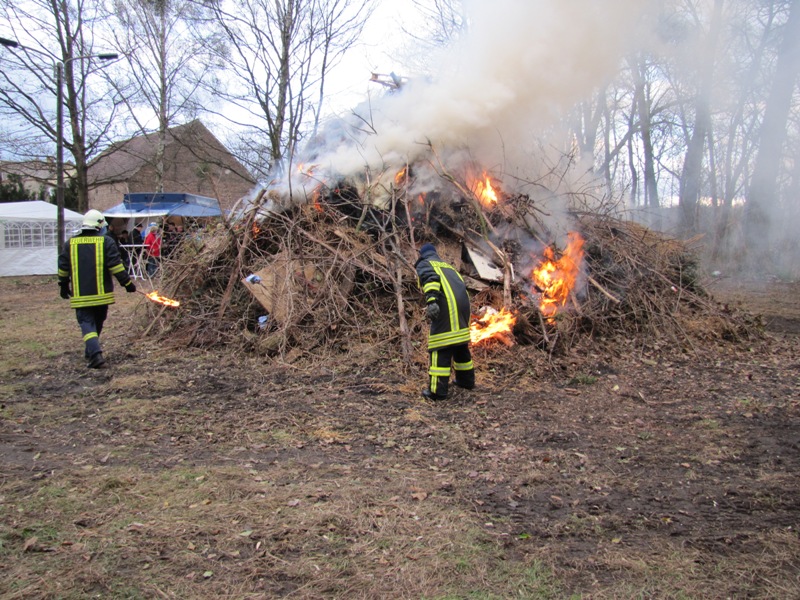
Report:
1,275,799,599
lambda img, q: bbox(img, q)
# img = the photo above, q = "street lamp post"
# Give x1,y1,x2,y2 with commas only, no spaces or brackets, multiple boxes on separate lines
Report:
0,36,117,251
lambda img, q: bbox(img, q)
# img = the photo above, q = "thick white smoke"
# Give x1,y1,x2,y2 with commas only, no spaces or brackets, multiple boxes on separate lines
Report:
302,0,647,192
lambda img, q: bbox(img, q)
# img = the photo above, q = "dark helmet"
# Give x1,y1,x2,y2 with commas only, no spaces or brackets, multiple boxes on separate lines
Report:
419,243,437,257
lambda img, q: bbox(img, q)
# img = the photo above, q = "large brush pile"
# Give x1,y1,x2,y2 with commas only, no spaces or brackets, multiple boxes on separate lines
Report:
141,184,760,362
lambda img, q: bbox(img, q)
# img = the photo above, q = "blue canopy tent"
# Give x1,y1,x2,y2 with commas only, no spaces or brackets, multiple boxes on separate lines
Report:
103,192,223,219
103,193,222,280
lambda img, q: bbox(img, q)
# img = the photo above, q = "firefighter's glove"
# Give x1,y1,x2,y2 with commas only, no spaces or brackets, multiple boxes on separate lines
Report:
59,282,71,300
426,302,440,321
125,282,137,293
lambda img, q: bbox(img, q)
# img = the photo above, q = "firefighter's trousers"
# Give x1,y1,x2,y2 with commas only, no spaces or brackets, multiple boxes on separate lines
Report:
76,306,109,360
428,343,475,398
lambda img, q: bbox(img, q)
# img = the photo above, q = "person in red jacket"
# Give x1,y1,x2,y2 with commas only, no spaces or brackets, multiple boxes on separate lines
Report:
144,223,162,276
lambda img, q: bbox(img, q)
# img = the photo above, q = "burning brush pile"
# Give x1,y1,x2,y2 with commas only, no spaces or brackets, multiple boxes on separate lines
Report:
147,165,759,362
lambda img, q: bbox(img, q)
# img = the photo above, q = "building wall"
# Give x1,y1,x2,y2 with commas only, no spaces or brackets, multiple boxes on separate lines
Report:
89,181,130,212
88,127,256,213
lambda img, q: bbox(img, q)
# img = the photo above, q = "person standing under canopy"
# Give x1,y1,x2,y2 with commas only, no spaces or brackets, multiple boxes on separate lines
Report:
144,223,162,277
131,223,144,245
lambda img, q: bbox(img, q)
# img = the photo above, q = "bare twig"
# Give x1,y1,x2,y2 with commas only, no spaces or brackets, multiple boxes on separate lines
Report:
587,275,621,304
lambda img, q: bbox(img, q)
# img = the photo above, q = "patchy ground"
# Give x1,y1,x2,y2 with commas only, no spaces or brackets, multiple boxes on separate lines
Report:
1,275,799,599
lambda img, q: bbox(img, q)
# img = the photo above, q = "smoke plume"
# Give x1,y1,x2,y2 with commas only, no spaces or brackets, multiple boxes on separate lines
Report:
300,0,647,195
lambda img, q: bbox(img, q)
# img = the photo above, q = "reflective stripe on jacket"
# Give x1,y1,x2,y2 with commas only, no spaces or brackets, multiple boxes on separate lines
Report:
415,254,471,350
58,232,131,308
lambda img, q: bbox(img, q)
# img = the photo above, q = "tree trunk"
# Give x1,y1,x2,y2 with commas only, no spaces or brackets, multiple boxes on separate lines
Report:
156,0,168,193
632,59,660,224
746,0,800,258
574,87,606,168
678,0,724,236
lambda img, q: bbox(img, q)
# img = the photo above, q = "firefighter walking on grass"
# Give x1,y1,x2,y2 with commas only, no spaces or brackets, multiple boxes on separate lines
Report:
57,209,137,369
415,243,475,400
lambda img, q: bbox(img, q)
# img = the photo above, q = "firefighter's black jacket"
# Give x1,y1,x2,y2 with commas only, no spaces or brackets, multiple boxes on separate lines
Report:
415,247,471,350
58,229,132,309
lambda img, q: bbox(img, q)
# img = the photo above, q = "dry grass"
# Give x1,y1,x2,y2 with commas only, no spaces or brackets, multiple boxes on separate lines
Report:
1,460,566,599
2,276,799,599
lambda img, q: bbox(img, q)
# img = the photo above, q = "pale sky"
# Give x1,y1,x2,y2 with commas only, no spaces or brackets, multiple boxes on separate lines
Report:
322,0,420,116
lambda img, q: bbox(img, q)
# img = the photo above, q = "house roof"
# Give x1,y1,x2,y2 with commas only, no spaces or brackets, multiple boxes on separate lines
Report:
0,160,57,184
88,120,255,186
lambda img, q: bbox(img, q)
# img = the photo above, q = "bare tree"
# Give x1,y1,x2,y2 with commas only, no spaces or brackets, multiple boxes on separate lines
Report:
202,0,374,179
745,0,800,256
709,1,777,258
0,0,120,212
102,0,221,191
677,0,725,235
572,86,608,168
631,54,664,214
410,0,465,45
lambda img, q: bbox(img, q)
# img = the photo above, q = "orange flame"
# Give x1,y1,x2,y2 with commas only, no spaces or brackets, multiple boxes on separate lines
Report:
531,232,585,321
297,163,317,175
145,290,180,308
470,307,517,346
395,167,408,186
312,186,323,213
252,221,261,237
471,172,499,207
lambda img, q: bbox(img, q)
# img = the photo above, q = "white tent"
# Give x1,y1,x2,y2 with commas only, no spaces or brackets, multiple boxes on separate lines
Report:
0,201,84,276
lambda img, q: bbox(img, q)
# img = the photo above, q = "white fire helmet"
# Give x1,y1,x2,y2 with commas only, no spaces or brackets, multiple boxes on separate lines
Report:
82,209,108,230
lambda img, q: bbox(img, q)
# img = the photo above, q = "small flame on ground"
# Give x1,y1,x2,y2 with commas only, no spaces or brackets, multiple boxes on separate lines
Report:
531,231,585,321
395,167,408,186
146,291,180,308
312,186,324,213
470,307,517,346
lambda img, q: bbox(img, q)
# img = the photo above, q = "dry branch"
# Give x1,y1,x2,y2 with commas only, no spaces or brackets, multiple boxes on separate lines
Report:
587,275,621,304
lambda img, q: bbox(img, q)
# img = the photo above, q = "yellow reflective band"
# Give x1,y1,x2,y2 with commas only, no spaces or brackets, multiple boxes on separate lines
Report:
429,367,450,377
83,332,98,342
109,263,125,274
431,263,459,330
71,293,114,308
429,329,471,344
454,361,474,370
70,239,80,297
95,238,103,291
423,282,441,293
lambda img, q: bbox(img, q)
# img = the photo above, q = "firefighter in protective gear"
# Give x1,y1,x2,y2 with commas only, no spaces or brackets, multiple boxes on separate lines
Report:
415,243,475,400
58,209,137,368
